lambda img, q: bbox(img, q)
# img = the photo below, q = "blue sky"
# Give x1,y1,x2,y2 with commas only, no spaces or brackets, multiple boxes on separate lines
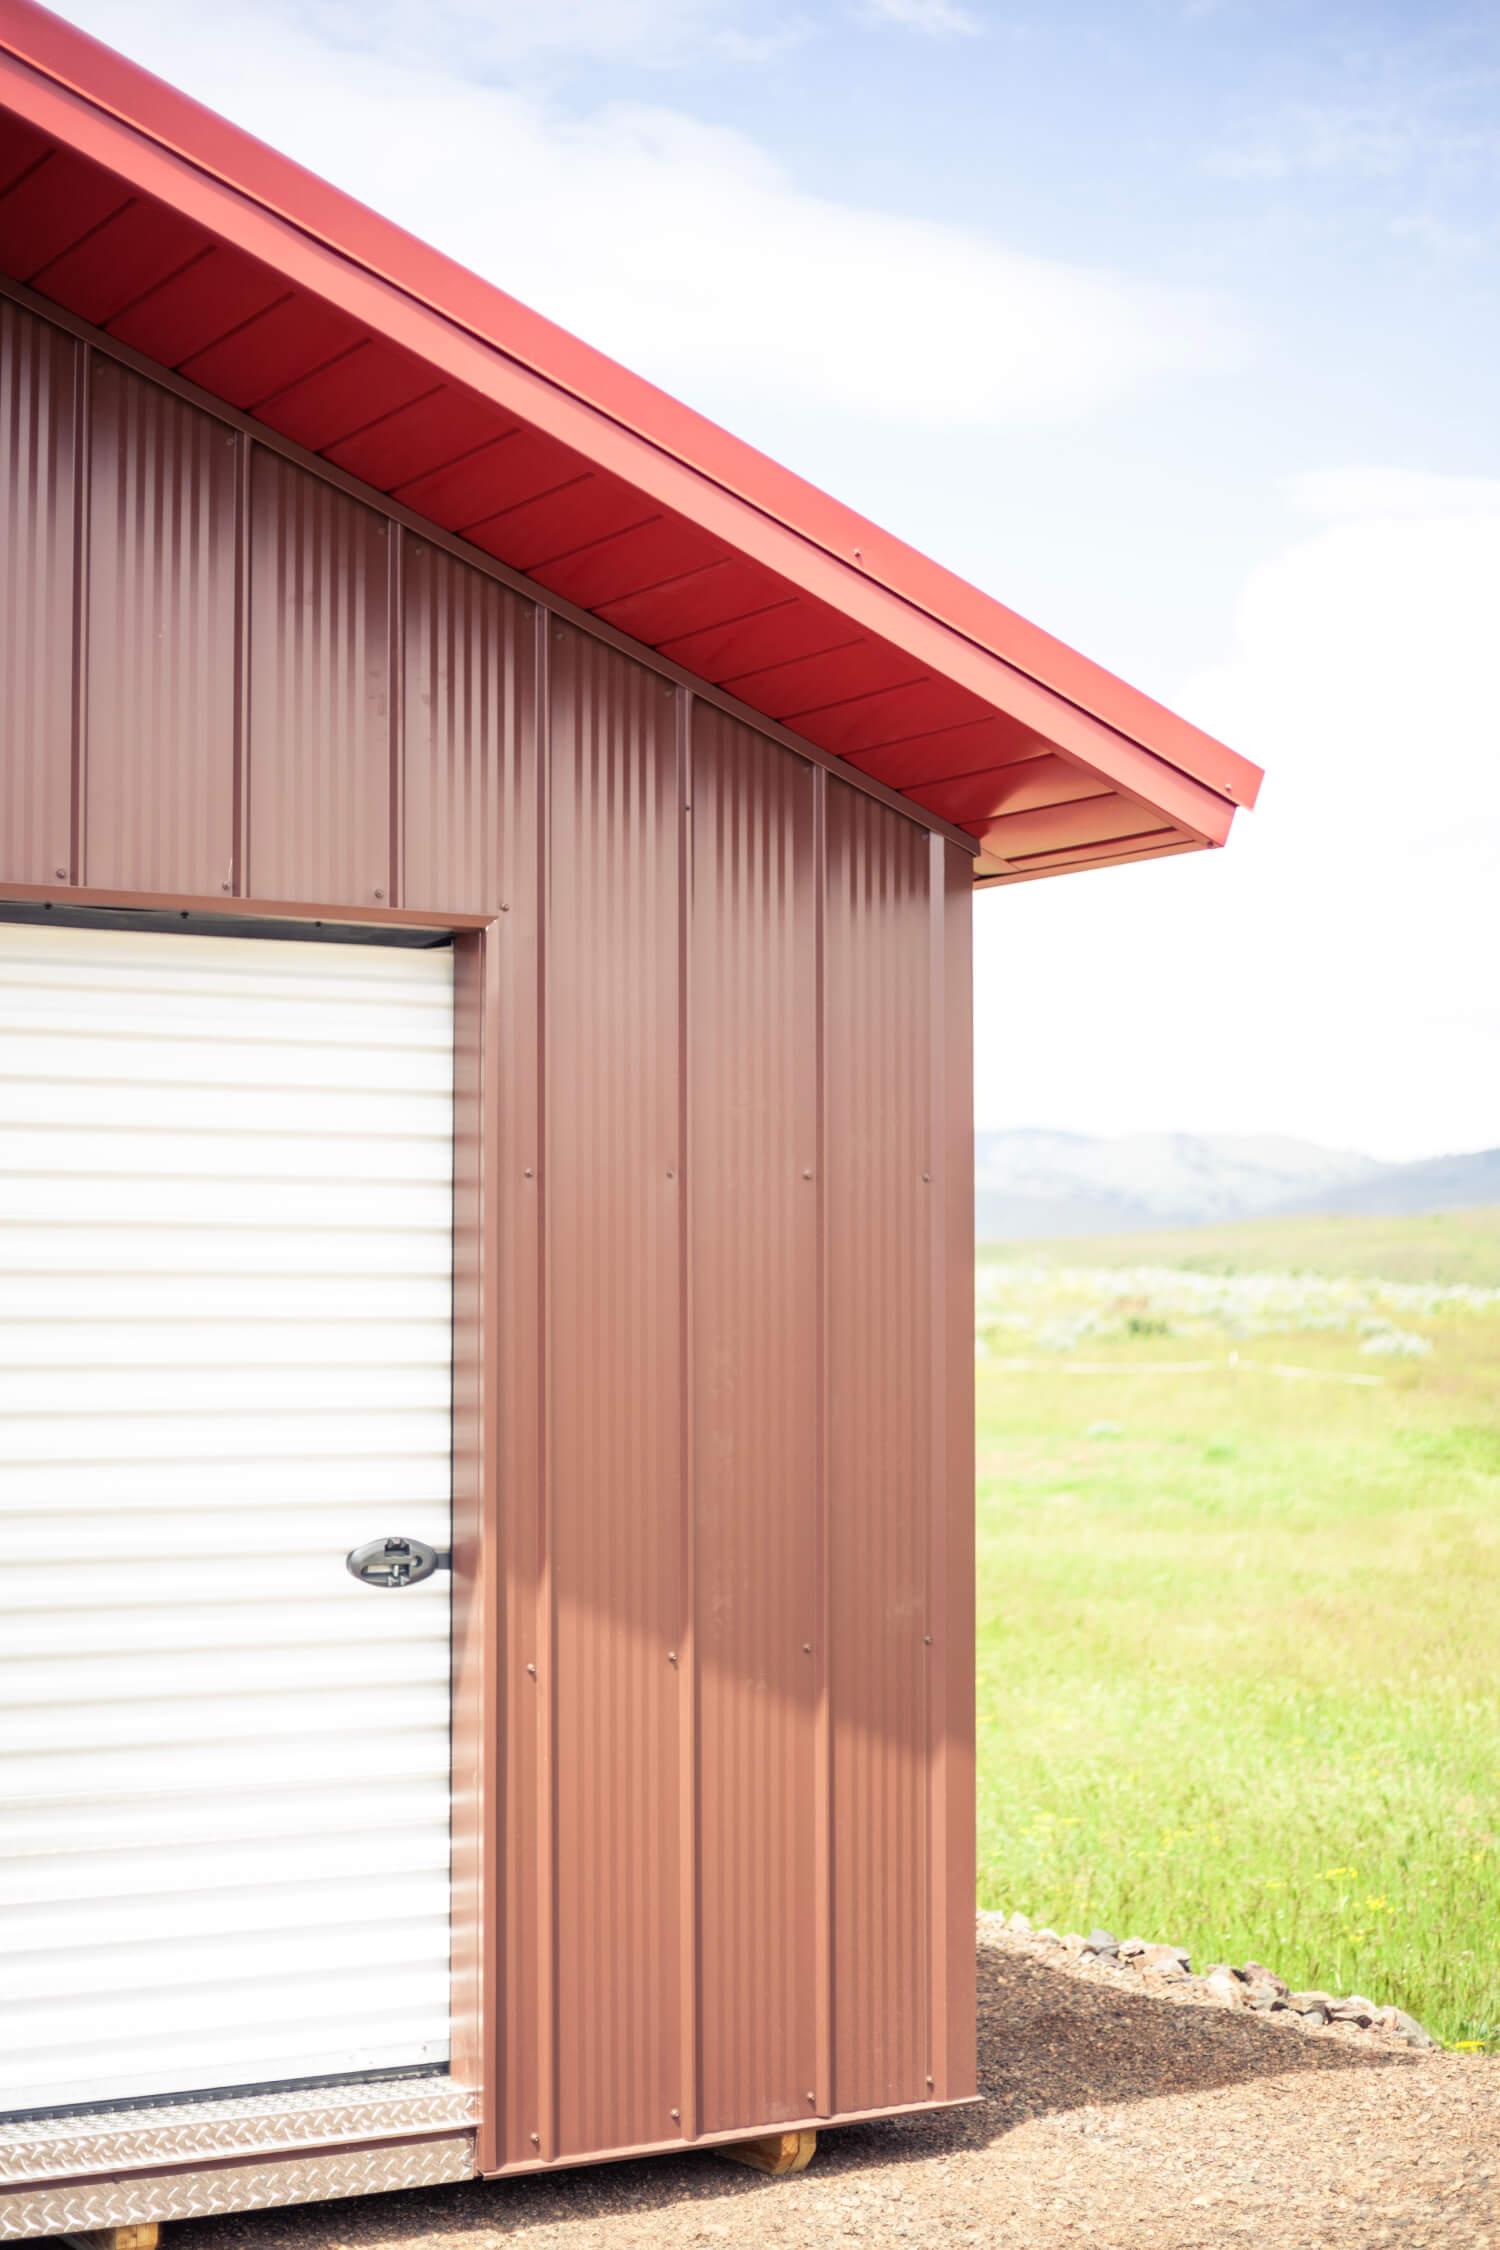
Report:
55,0,1500,1159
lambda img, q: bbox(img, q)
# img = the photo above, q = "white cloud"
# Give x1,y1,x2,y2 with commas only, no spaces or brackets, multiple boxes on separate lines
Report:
855,0,982,35
975,473,1500,1162
1388,212,1492,260
1288,465,1500,522
234,0,793,71
1184,482,1500,848
56,0,1227,431
1207,103,1413,182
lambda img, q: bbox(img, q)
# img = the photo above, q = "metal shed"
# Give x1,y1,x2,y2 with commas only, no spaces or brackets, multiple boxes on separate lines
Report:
0,2,1263,2235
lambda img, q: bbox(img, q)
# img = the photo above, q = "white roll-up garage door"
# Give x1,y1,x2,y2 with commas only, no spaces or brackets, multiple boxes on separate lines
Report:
0,918,455,2118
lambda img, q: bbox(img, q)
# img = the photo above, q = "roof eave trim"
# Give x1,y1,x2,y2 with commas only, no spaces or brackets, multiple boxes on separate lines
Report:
0,18,1260,828
0,262,989,864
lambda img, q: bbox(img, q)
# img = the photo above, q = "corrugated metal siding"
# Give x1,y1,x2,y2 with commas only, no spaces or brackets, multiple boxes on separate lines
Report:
546,628,684,2159
403,542,535,916
933,837,977,2100
491,711,546,2177
0,297,74,884
84,358,238,895
689,706,820,2136
823,790,934,2118
0,921,455,2114
403,555,545,2170
0,295,979,2164
248,451,391,905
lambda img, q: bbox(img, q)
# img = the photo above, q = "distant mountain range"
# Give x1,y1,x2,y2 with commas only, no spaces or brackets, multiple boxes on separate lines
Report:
973,1130,1500,1240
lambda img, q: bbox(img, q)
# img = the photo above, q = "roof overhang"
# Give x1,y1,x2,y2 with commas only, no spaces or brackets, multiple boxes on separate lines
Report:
0,0,1262,884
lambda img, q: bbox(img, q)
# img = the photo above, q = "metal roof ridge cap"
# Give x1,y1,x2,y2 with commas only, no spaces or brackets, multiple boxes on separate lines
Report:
0,7,1256,813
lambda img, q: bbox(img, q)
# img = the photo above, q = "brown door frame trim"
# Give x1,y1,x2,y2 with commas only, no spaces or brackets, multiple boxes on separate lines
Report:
0,883,501,2166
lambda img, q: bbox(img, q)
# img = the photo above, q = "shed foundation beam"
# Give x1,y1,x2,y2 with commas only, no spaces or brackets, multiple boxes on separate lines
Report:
65,2230,159,2250
715,2129,817,2176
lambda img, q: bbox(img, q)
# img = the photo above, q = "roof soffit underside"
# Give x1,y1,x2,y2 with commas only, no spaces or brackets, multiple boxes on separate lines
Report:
0,11,1261,886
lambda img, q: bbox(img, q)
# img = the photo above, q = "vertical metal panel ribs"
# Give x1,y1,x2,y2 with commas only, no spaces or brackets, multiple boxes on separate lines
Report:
0,299,976,2170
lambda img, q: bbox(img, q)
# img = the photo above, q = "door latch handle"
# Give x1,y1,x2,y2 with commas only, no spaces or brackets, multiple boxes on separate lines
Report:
346,1535,452,1589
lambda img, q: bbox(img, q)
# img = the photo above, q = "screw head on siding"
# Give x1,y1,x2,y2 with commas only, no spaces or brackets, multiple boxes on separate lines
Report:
524,1167,534,1178
526,1662,537,1677
54,867,68,881
802,1642,812,1655
670,2108,680,2122
802,1168,813,1180
530,2133,539,2146
374,888,385,901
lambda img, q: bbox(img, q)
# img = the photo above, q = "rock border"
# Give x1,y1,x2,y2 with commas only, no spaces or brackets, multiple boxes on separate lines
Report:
979,1911,1438,2050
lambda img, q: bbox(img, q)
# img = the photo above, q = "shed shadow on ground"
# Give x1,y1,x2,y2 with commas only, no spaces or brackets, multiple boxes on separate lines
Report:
171,1943,1426,2248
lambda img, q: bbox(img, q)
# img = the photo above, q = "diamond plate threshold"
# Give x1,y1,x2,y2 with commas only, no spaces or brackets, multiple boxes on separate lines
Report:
0,2079,478,2242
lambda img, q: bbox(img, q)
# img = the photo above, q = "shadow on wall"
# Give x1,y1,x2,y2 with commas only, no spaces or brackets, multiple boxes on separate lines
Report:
166,1940,1419,2249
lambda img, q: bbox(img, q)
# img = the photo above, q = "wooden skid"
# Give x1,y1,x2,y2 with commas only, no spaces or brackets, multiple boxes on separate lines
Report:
715,2129,817,2176
66,2230,160,2250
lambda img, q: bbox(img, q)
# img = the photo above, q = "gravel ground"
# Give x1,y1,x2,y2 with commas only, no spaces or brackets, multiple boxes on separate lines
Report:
178,1926,1498,2250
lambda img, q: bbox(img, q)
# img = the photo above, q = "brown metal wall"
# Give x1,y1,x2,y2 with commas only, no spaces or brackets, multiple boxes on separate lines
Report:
247,451,392,907
0,296,74,883
688,706,820,2136
0,296,977,2170
933,835,978,2100
402,543,535,917
84,358,238,894
547,627,685,2159
824,791,936,2116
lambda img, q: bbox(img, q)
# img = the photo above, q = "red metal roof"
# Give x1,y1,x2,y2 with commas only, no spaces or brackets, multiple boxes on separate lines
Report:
0,0,1261,885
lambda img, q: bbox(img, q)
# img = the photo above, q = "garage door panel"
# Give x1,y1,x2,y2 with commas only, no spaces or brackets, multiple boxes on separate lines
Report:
0,918,456,2118
2,1675,452,1751
0,1124,454,1183
4,1511,451,1568
5,1640,448,1705
0,1715,451,1796
5,1987,450,2113
0,1078,447,1137
0,1315,448,1367
0,1173,453,1229
0,1225,451,1281
0,1281,452,1325
0,1777,450,1867
7,1915,452,2006
0,1410,453,1471
2,1365,450,1416
0,1827,450,1910
0,1013,453,1084
0,1225,452,1279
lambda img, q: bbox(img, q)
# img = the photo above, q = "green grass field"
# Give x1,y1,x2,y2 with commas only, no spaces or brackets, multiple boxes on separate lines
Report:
978,1203,1500,1288
973,1208,1500,2051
